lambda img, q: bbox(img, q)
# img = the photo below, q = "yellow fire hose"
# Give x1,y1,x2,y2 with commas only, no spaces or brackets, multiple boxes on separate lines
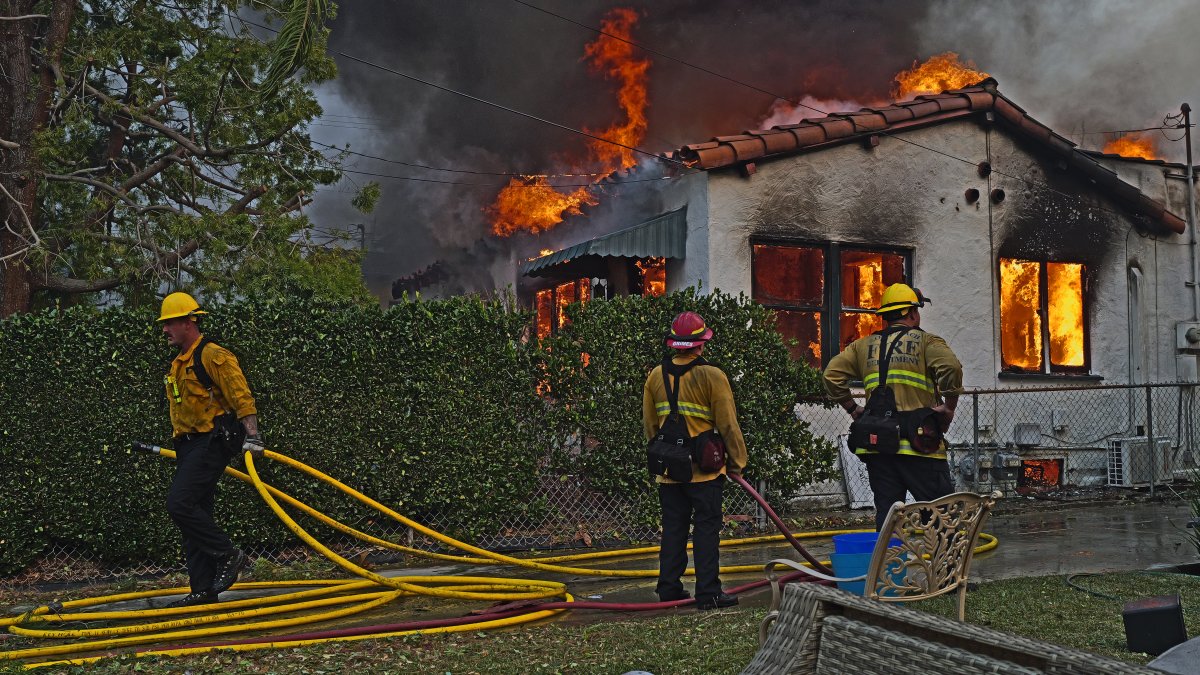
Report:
1,447,999,669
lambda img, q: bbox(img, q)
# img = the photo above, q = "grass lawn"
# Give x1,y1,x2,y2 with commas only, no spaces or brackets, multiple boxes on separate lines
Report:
5,570,1200,674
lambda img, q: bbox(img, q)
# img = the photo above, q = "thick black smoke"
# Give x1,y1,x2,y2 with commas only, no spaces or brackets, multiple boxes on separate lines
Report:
310,0,1200,301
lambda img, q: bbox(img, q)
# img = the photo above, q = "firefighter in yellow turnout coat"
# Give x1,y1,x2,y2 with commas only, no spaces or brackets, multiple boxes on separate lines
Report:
823,284,964,530
643,311,748,610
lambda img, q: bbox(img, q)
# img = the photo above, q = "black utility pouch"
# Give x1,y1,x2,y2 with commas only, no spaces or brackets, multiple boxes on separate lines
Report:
210,412,246,458
647,436,693,482
899,407,943,454
691,429,727,473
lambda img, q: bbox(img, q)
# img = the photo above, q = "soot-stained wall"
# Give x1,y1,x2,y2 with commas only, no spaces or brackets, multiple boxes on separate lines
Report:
682,115,1196,388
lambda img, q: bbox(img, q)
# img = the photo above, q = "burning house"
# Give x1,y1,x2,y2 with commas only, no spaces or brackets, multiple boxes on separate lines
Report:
516,77,1200,493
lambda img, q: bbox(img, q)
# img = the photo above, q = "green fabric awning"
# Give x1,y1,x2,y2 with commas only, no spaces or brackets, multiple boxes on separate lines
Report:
520,207,688,278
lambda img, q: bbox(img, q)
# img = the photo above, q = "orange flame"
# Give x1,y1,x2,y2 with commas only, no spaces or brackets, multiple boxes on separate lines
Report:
1102,135,1158,160
583,7,650,171
853,258,885,339
1000,258,1086,371
636,257,666,297
1000,258,1042,370
894,52,988,99
488,178,599,237
1047,262,1084,367
1022,458,1061,488
488,8,649,237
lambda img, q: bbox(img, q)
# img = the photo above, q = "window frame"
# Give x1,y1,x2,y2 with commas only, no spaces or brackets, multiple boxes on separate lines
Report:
998,257,1091,375
533,278,592,339
750,237,913,367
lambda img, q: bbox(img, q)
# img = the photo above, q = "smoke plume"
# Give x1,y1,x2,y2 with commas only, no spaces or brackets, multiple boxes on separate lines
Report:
309,0,1200,301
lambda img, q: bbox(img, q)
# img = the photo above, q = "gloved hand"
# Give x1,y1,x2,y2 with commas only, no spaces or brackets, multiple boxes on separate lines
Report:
243,435,266,459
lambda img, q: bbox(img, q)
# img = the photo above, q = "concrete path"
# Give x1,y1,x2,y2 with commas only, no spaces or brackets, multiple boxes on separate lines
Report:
971,501,1195,582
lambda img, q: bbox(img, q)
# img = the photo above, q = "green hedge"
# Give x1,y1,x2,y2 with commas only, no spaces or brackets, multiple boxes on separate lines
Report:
0,292,834,576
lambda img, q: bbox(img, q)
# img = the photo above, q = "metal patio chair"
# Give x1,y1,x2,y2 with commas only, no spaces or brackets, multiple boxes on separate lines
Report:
762,489,998,641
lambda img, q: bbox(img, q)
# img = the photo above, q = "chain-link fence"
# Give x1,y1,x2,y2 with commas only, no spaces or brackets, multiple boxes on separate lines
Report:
7,382,1198,588
798,382,1200,508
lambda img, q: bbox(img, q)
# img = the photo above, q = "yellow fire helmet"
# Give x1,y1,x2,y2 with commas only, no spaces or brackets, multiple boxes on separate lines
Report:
875,283,930,315
157,292,208,322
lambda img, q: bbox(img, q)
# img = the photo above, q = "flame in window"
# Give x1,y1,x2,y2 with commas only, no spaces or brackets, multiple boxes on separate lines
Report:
1000,259,1042,370
1001,258,1086,371
852,257,884,337
636,257,666,297
1021,459,1062,489
535,289,553,339
1047,263,1084,367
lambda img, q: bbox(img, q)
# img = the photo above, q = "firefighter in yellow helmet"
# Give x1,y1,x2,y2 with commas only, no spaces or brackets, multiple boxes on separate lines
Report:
822,284,964,530
157,292,261,607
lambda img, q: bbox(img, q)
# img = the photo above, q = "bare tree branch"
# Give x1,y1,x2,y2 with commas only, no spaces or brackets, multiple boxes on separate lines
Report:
0,138,18,151
226,185,267,215
43,172,184,214
0,14,48,21
0,182,41,262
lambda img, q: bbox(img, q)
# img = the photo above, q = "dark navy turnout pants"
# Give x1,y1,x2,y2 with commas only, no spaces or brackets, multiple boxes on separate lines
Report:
862,454,954,531
657,477,724,603
167,434,235,594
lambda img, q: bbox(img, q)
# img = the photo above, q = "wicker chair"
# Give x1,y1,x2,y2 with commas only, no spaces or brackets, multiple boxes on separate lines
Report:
742,583,1164,675
763,490,997,635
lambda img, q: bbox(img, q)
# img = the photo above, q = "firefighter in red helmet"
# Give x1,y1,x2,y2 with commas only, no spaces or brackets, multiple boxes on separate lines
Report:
643,311,748,610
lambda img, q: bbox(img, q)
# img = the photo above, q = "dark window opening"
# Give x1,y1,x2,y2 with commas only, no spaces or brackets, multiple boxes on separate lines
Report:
752,242,908,367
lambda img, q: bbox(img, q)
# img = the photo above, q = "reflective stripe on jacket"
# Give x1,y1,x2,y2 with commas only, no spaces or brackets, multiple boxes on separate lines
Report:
822,327,963,459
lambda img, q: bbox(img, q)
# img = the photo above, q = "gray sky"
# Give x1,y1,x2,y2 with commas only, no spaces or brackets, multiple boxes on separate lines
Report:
308,0,1200,300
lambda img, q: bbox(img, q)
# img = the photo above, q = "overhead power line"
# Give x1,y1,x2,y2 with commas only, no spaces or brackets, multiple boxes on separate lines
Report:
229,12,687,171
310,139,619,179
509,0,1187,228
339,166,679,188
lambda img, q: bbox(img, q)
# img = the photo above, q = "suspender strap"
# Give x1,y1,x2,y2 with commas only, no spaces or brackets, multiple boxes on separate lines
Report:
661,356,708,415
192,338,233,414
876,327,911,390
192,338,214,390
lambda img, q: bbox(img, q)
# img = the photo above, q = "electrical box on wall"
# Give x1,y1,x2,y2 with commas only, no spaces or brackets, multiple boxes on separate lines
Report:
1176,321,1200,352
1178,355,1199,383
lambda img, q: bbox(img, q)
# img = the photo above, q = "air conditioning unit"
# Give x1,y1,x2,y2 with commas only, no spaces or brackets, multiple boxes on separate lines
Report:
1107,436,1172,487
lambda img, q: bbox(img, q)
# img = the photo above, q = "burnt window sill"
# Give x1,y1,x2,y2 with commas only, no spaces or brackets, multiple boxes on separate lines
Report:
997,372,1104,383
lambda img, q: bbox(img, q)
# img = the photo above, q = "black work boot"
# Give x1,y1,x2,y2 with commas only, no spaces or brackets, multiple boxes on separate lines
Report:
658,589,691,603
209,548,248,594
165,591,218,608
696,592,738,611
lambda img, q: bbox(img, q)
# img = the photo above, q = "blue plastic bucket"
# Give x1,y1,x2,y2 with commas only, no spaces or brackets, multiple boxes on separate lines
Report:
829,532,903,596
832,532,899,554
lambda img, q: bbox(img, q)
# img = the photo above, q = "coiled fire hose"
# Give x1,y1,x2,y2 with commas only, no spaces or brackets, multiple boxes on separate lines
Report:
0,444,998,669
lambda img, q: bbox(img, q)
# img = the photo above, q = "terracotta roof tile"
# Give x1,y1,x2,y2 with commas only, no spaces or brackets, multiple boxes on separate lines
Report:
749,130,799,155
786,124,828,147
877,107,916,124
815,118,856,139
843,111,888,131
727,137,766,161
674,78,1185,234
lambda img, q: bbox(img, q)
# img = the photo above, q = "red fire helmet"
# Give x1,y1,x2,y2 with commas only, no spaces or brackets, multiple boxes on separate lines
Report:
666,311,713,349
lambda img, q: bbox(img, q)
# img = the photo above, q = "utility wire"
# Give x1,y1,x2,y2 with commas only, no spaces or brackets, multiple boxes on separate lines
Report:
228,12,687,171
310,140,618,179
339,166,678,188
227,7,1178,228
510,0,1186,229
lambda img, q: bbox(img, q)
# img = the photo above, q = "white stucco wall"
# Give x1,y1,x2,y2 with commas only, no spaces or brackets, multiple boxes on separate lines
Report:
684,117,1199,389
